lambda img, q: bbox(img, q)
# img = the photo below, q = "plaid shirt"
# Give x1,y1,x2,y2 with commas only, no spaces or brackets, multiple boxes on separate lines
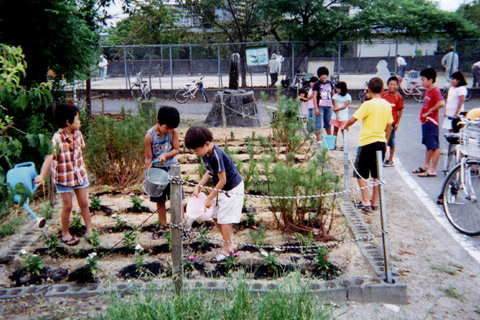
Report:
52,129,88,187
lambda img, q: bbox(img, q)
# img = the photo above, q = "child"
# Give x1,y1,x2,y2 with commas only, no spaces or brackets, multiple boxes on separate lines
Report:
443,71,467,132
298,88,309,119
34,103,92,246
306,76,318,133
312,67,334,139
329,81,352,150
381,76,404,166
344,78,393,212
145,106,181,239
185,126,244,263
412,68,445,177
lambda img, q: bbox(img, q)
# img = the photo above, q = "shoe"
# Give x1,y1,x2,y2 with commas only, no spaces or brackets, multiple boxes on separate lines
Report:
152,226,168,240
418,172,437,178
412,167,427,174
210,252,228,263
383,160,394,167
60,236,80,246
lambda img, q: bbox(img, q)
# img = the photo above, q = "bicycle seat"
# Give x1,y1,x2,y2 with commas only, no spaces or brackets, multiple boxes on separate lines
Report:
444,133,460,144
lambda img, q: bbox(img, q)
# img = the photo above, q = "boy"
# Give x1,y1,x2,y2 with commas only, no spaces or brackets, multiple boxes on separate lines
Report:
312,67,334,139
381,76,404,167
344,77,393,212
185,126,244,263
412,68,445,177
145,106,181,239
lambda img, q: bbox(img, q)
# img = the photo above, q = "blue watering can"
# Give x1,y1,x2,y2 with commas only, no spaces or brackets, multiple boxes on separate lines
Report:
6,162,46,228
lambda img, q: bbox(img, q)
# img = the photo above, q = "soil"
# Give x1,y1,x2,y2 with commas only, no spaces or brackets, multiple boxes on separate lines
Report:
1,126,480,319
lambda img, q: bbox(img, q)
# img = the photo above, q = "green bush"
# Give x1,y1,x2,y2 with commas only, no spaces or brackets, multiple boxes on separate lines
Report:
84,113,150,188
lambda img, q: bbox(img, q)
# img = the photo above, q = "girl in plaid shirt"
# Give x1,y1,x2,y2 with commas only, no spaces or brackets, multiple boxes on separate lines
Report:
34,103,92,246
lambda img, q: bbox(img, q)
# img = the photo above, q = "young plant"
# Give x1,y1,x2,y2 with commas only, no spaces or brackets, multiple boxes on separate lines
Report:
183,247,196,272
314,247,332,271
198,225,210,247
112,214,128,231
249,225,266,246
89,193,101,210
122,226,139,250
129,193,144,212
133,244,148,275
442,285,463,300
294,231,314,254
42,231,59,254
245,203,257,227
40,203,55,219
263,252,281,273
86,252,99,276
164,229,172,251
230,131,235,140
19,250,43,277
85,228,101,249
223,250,240,273
69,210,83,234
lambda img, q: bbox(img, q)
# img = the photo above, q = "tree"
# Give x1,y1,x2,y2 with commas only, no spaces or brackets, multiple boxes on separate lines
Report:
457,0,480,29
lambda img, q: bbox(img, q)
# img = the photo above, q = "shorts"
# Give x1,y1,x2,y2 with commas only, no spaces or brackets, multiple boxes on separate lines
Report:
387,124,396,147
353,142,386,179
56,179,89,193
319,106,332,130
213,180,244,224
421,122,439,150
329,118,347,130
149,166,185,203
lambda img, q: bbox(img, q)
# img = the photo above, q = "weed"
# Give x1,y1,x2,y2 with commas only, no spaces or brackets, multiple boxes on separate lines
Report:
89,193,101,210
249,225,266,246
40,203,55,219
19,251,43,276
263,253,281,273
129,193,144,212
0,224,15,239
69,210,83,234
86,252,99,276
122,226,139,250
442,285,463,300
104,185,111,193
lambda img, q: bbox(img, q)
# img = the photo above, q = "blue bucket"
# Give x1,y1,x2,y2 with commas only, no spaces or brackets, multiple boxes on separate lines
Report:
322,135,336,150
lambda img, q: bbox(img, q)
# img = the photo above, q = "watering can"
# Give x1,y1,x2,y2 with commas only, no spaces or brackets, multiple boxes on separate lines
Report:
6,162,46,228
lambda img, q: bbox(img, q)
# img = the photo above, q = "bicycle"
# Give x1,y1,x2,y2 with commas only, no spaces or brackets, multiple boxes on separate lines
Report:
130,72,151,100
439,117,480,236
441,116,463,176
441,78,473,102
281,74,309,99
398,74,424,102
174,77,208,103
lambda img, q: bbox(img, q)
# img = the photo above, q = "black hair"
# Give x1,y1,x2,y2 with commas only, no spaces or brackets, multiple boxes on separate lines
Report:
185,126,213,149
420,68,437,83
299,88,308,96
309,76,318,83
335,81,348,96
46,103,79,128
368,77,384,94
387,76,399,85
450,71,468,87
157,106,180,128
316,66,329,77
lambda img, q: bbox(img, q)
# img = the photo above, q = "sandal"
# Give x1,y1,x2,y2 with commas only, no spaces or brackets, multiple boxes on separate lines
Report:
151,226,167,240
412,167,426,174
210,252,228,263
60,236,79,246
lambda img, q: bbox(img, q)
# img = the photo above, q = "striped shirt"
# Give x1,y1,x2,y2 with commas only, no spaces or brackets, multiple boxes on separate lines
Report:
52,129,88,186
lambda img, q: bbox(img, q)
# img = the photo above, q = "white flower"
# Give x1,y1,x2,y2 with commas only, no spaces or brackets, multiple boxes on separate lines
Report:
123,219,129,223
139,196,144,200
135,244,144,251
111,214,118,219
88,252,97,259
19,249,27,255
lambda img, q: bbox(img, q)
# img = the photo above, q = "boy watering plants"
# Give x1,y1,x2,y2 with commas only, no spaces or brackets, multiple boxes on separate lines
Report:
145,106,181,239
185,126,244,263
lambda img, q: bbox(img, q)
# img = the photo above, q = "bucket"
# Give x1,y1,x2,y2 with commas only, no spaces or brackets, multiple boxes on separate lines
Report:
322,135,336,150
144,166,169,197
186,193,214,221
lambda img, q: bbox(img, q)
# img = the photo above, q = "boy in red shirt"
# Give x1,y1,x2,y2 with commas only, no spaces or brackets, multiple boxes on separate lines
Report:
412,68,445,177
381,76,404,167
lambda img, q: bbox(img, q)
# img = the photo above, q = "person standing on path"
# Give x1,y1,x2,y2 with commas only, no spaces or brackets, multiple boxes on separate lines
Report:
412,68,445,178
442,71,467,132
472,60,480,88
312,66,335,138
397,55,407,79
381,76,404,167
269,53,280,86
441,46,459,78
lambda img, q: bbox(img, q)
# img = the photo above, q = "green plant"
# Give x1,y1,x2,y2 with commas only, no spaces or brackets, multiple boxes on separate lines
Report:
442,285,463,300
86,252,99,276
89,193,101,210
245,203,257,227
249,225,266,246
40,203,55,219
42,231,59,253
294,231,314,254
223,250,240,273
19,250,43,276
0,224,15,239
129,193,144,212
474,306,480,314
133,244,148,275
86,229,101,248
198,225,210,247
112,214,128,231
183,247,196,272
122,226,139,250
230,131,235,140
263,253,281,273
69,210,83,234
164,229,172,251
314,247,332,271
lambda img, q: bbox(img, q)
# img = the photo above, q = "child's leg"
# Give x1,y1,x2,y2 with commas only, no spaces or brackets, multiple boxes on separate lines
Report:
357,178,371,206
74,187,93,237
156,201,168,227
60,193,75,241
217,223,237,254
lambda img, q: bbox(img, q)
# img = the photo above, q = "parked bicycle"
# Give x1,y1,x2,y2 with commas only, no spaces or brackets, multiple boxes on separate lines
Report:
174,77,208,103
441,116,463,176
441,77,473,102
281,74,309,98
438,117,480,236
398,71,424,102
130,72,151,100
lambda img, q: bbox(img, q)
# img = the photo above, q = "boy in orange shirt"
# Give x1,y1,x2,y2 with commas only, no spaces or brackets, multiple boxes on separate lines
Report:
381,76,404,167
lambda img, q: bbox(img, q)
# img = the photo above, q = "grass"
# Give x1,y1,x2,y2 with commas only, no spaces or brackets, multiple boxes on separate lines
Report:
0,215,26,239
442,285,463,300
431,262,463,275
97,275,335,320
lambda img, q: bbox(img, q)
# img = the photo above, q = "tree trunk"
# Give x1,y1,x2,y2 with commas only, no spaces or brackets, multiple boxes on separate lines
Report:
240,43,247,87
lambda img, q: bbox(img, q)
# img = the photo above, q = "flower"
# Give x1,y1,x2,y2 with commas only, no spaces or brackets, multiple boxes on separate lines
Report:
252,225,259,230
19,249,27,255
88,252,97,259
233,253,240,258
129,192,134,196
135,244,144,251
111,214,118,219
188,255,196,261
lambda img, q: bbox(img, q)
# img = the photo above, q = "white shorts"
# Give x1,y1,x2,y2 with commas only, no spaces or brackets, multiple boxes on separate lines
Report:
213,180,244,224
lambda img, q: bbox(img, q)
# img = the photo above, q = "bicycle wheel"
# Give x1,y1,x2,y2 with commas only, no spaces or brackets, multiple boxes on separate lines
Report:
358,90,367,102
443,160,480,236
412,87,424,102
143,84,151,100
130,84,142,99
174,90,189,103
201,91,208,103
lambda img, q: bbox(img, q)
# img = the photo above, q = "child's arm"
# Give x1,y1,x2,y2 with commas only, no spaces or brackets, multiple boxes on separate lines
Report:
337,100,350,111
144,133,154,170
34,154,54,186
204,171,226,209
344,116,358,130
193,172,211,197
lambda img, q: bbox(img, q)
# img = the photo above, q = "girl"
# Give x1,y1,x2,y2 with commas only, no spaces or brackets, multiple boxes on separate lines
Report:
329,81,352,150
443,71,467,132
34,103,93,246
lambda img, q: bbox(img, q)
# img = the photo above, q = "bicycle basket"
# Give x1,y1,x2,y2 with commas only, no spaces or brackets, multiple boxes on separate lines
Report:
460,123,480,158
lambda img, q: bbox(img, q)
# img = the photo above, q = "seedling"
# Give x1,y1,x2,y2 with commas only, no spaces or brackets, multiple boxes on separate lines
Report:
133,244,148,275
122,226,139,250
129,193,144,212
89,193,101,210
19,250,43,277
263,252,281,273
86,252,99,276
69,210,83,234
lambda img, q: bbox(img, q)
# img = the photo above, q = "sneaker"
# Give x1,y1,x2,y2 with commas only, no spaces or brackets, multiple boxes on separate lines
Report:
383,160,394,167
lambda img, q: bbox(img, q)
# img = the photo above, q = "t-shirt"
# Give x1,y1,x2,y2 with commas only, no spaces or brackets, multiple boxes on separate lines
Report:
353,98,393,146
445,86,467,117
381,91,404,125
312,80,334,107
148,126,178,167
420,86,444,125
52,129,88,187
300,99,309,118
307,88,315,109
332,93,352,121
202,144,242,191
397,56,407,66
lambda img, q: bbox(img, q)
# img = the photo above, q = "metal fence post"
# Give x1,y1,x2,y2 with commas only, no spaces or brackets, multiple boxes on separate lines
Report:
123,45,128,89
291,42,295,81
170,165,183,291
376,150,392,284
218,44,222,88
343,130,349,192
338,41,341,77
169,45,173,90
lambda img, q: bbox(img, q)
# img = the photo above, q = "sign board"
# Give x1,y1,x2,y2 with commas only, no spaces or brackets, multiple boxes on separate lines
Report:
246,47,269,67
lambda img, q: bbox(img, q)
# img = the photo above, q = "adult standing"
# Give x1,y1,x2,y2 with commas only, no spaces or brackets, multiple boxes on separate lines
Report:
396,55,407,78
269,53,280,86
276,53,284,77
441,46,459,78
472,61,480,88
98,55,108,80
